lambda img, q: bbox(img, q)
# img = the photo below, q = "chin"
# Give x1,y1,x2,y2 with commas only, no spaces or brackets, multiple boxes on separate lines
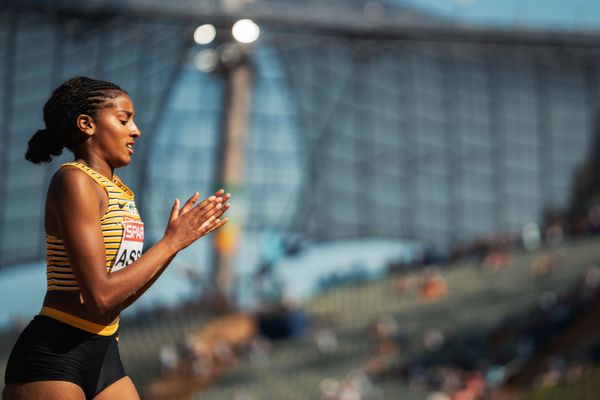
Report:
112,157,132,169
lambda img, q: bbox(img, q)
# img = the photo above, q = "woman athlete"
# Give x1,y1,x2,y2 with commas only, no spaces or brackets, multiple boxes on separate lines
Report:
2,76,230,400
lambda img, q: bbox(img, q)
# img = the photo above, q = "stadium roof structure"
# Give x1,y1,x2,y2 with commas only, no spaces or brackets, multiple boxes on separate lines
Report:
6,0,600,46
1,0,600,271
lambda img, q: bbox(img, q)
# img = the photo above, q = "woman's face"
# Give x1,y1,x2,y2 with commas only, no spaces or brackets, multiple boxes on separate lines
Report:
89,93,140,168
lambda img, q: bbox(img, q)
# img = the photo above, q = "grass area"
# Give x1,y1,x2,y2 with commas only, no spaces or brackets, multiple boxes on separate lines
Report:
198,237,600,400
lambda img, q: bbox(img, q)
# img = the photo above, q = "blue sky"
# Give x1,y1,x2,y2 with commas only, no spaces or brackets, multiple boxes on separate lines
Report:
399,0,600,28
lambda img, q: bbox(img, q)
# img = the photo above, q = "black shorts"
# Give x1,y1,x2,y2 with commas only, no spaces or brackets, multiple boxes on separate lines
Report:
4,315,127,399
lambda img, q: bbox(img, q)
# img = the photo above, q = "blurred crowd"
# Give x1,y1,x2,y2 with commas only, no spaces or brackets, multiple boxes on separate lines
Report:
381,266,599,400
130,206,600,399
382,206,600,281
141,266,599,400
296,264,599,400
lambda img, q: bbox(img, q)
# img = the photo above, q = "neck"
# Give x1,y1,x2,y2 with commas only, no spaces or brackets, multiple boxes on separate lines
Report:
74,156,114,181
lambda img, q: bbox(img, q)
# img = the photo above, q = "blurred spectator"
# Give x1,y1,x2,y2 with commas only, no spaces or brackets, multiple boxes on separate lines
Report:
451,372,485,400
233,391,256,400
531,254,560,276
315,327,339,354
245,335,272,367
210,339,234,366
427,391,451,400
588,205,600,233
546,222,565,246
521,222,542,251
483,247,512,272
422,329,446,352
584,266,600,291
159,344,179,374
420,268,448,302
319,370,373,400
320,377,341,400
369,315,398,341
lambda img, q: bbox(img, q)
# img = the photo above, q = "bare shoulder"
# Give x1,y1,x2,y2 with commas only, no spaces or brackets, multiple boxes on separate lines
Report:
47,166,104,212
49,165,96,194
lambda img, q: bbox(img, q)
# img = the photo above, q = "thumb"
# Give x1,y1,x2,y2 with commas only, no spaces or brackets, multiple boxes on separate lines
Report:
169,198,180,223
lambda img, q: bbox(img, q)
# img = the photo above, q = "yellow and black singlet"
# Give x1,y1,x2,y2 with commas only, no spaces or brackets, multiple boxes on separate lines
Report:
42,162,144,335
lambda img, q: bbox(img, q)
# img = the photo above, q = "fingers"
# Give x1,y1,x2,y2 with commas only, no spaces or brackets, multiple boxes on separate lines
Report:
196,202,223,226
206,199,230,221
168,198,180,223
164,189,231,251
199,217,229,236
213,189,230,206
203,190,229,213
199,214,217,231
177,189,231,234
195,200,230,232
206,217,229,234
173,191,210,220
203,191,230,233
195,194,216,212
185,195,216,219
221,192,231,205
188,190,230,220
180,192,200,215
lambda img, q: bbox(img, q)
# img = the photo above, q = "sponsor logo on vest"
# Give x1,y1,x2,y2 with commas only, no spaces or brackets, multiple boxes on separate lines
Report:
112,219,144,271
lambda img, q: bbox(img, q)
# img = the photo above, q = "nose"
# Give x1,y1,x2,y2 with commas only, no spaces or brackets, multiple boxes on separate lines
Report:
131,122,141,138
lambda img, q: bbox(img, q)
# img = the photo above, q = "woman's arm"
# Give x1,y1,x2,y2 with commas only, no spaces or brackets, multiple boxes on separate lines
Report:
117,192,229,311
50,168,228,317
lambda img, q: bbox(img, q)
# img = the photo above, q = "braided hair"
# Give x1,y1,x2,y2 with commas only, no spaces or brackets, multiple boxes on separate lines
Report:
25,76,127,164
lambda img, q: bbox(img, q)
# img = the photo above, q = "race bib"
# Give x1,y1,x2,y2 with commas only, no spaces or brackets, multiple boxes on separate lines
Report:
112,217,144,272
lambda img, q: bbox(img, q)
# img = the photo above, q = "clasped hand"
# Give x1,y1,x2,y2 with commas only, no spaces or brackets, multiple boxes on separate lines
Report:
163,189,230,252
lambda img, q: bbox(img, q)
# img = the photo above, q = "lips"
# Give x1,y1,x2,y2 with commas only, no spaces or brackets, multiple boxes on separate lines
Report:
126,142,134,155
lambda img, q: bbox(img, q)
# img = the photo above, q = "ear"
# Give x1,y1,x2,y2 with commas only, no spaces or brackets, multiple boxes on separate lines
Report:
76,114,95,137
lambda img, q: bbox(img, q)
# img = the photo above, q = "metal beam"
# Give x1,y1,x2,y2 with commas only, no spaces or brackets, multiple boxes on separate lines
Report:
4,0,600,49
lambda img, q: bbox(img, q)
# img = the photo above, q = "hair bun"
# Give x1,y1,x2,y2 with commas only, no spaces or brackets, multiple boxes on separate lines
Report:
25,128,64,164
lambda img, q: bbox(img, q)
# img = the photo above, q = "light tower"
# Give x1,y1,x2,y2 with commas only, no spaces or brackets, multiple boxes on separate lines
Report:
193,17,260,306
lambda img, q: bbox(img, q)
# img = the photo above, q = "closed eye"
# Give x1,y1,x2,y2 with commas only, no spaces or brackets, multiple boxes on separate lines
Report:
120,120,128,125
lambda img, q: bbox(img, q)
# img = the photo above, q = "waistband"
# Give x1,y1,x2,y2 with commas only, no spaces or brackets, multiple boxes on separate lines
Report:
39,306,119,336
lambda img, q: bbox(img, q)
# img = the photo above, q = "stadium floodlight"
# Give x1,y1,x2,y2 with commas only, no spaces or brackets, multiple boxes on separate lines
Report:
231,19,260,44
194,49,218,72
194,24,216,45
